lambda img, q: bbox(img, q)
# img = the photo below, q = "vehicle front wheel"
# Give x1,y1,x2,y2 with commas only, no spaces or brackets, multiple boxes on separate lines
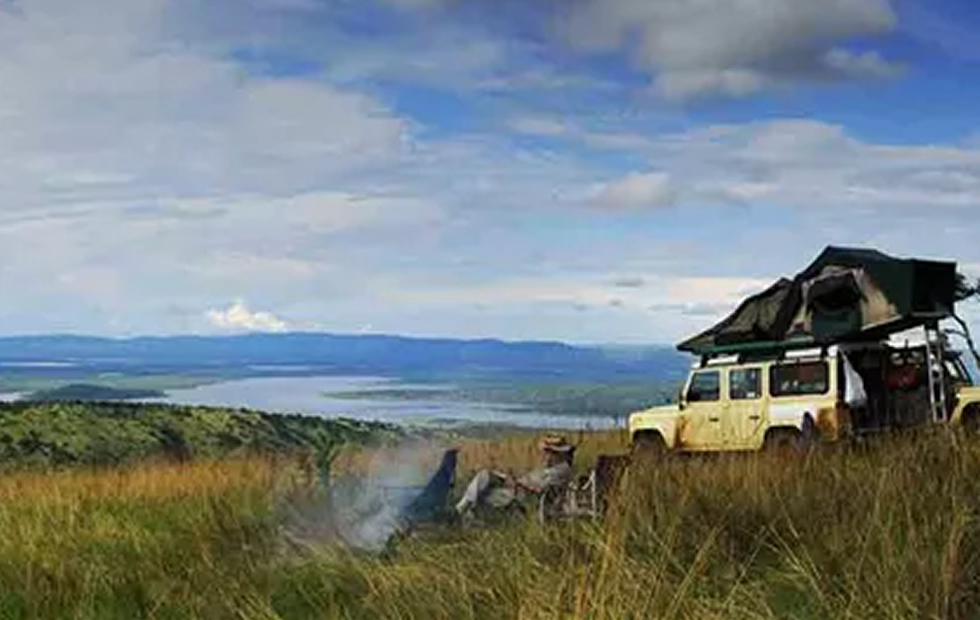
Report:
962,405,980,436
631,432,667,463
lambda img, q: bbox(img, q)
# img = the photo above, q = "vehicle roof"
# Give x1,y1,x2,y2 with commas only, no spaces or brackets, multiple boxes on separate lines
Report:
694,346,837,369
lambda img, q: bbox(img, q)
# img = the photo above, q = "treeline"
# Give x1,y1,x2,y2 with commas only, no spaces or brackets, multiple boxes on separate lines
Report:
453,382,680,418
26,383,165,402
0,401,401,469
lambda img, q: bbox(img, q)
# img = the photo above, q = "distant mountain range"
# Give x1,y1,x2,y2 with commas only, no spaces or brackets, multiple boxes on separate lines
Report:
0,333,691,384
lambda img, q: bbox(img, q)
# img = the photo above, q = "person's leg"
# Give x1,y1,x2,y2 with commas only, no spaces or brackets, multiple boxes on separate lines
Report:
455,469,496,515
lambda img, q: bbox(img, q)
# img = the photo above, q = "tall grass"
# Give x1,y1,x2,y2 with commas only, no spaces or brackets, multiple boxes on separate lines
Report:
0,458,284,619
2,430,980,619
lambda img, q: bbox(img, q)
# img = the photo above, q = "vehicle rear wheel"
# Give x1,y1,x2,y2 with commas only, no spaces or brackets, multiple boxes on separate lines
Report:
763,428,804,455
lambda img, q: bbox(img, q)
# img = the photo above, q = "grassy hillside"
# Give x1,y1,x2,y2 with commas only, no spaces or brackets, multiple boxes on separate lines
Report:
0,401,400,469
2,428,980,619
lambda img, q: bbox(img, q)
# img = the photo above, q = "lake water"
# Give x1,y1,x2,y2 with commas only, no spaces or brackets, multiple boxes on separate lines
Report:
2,376,620,431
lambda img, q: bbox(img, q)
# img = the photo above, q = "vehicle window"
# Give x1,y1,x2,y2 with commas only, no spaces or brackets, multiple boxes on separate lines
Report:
729,368,762,400
946,357,974,387
686,371,720,402
770,361,829,397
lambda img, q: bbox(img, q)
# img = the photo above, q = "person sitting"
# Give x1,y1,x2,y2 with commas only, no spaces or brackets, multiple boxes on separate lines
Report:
454,435,575,520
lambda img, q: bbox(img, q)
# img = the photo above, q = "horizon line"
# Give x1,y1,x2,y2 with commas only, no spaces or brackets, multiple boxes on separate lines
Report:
0,330,675,349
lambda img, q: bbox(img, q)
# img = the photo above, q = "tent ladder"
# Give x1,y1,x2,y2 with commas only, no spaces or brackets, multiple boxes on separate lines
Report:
924,323,949,424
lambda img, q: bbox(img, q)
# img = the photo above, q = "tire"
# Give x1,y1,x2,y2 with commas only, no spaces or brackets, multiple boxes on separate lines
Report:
631,432,667,463
763,428,804,455
962,405,980,436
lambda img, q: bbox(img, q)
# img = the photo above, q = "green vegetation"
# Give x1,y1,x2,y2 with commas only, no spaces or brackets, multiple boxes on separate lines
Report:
0,373,223,395
26,383,165,402
2,428,980,618
0,401,401,469
329,380,681,419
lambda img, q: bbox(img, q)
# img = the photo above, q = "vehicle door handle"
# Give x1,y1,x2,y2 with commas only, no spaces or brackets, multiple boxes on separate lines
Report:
708,417,720,422
748,415,760,420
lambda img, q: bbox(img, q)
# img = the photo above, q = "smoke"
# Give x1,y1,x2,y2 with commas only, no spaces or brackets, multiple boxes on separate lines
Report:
286,439,454,554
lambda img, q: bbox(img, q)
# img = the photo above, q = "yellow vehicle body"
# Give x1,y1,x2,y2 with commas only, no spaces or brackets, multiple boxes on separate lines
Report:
952,386,980,427
629,346,980,453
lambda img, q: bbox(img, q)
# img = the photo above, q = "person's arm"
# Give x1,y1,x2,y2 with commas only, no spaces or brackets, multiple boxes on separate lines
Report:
517,464,570,494
514,468,545,493
514,476,539,494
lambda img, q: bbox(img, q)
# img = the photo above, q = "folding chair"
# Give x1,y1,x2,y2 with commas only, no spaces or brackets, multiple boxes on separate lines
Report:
536,453,631,524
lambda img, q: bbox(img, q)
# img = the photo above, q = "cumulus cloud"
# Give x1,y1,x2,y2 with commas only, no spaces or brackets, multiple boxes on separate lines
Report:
377,0,903,101
206,300,292,332
1,0,977,345
556,0,901,100
823,49,904,79
591,172,675,209
0,0,409,221
594,119,980,214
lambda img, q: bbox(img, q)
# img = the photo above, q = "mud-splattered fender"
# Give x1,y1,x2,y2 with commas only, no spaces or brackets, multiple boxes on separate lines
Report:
767,403,817,432
628,408,680,449
953,387,980,424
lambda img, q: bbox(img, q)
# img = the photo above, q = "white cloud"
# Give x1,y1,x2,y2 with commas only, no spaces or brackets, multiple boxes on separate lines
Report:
342,270,784,344
823,49,904,79
206,300,292,332
507,117,569,137
375,0,903,101
0,0,409,219
380,274,770,312
655,69,769,102
590,172,675,209
595,119,980,214
557,0,901,100
1,0,979,345
157,191,444,236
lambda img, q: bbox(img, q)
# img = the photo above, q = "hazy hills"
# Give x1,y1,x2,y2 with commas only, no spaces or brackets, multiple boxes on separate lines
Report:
0,333,690,384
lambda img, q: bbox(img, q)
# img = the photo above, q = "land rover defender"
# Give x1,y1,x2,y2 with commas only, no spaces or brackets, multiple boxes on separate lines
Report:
629,330,980,455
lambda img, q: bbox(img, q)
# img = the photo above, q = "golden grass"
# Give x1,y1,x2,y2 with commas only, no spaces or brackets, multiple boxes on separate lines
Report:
3,429,980,619
0,457,276,503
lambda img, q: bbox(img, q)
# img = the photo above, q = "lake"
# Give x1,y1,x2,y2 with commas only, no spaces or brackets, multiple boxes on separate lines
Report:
3,376,620,430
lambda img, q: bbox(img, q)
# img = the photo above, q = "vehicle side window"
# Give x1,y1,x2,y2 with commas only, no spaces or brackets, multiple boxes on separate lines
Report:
687,371,720,402
770,361,830,397
729,368,762,400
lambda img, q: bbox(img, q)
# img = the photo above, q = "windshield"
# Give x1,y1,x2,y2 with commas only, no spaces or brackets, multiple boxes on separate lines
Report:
946,354,975,387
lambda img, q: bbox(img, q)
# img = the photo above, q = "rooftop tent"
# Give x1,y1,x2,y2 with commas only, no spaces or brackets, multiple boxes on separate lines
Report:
676,278,802,355
677,246,958,355
788,246,957,342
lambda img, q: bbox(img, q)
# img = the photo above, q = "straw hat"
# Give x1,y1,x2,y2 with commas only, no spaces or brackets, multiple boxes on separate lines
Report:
539,434,574,453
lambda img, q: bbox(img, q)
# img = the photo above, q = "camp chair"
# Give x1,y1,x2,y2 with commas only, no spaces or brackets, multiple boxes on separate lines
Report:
385,448,459,541
536,453,631,524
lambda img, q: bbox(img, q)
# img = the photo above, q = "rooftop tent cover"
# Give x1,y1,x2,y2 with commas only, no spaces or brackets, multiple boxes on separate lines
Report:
677,246,958,355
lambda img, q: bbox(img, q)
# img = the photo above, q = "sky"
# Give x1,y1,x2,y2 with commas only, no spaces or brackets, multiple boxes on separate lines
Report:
1,0,980,345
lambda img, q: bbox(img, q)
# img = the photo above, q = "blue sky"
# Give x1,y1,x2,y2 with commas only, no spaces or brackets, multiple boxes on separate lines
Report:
1,0,979,344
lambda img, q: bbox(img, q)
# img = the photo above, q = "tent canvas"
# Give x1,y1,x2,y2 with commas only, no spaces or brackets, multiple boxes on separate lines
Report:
678,247,957,355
